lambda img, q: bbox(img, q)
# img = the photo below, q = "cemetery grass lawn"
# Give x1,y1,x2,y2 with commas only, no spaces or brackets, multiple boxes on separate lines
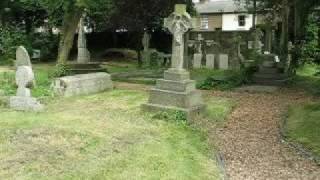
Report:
292,63,320,95
285,103,320,157
0,89,226,179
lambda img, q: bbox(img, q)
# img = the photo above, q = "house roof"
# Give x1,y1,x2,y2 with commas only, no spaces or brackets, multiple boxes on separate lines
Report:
195,0,249,14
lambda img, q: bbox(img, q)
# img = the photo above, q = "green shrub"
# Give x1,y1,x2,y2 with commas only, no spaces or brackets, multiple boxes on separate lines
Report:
300,14,320,64
0,25,59,64
0,25,32,65
51,64,72,78
197,68,253,90
0,72,16,96
31,32,59,61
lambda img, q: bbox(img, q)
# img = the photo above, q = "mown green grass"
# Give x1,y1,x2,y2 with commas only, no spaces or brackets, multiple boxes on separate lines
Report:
0,89,226,180
292,63,320,95
285,103,320,157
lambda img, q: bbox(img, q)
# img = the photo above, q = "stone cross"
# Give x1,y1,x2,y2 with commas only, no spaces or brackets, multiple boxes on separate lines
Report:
195,34,204,54
164,4,195,71
77,16,91,63
142,31,151,52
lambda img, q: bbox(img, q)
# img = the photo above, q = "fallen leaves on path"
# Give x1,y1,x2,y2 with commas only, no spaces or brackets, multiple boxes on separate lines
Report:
213,89,320,180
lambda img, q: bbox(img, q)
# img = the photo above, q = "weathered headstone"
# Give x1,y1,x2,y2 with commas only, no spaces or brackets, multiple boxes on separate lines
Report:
218,54,229,70
16,46,32,67
10,47,43,111
142,4,205,120
77,17,91,63
193,53,202,68
206,54,215,69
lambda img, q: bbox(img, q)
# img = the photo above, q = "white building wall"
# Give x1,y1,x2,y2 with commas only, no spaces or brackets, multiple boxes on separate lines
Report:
222,14,253,31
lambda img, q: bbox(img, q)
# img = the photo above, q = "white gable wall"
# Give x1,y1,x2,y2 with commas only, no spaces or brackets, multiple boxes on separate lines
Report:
222,13,254,31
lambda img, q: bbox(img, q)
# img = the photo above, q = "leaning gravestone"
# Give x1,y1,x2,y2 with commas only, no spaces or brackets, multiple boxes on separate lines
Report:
218,54,229,70
10,46,43,111
193,53,202,69
142,4,205,120
206,54,215,69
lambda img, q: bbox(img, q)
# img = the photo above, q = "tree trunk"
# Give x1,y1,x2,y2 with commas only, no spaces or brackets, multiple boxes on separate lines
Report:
280,0,289,61
57,8,83,64
265,26,273,53
0,13,3,27
252,0,257,30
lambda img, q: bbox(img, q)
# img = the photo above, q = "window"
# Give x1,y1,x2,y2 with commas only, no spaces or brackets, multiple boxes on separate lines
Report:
200,17,209,30
238,15,246,27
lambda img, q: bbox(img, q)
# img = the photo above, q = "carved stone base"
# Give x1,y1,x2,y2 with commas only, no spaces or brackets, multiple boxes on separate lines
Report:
142,69,205,120
9,96,43,112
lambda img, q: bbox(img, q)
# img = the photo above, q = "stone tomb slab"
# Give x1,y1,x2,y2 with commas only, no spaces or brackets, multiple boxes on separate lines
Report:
53,72,113,97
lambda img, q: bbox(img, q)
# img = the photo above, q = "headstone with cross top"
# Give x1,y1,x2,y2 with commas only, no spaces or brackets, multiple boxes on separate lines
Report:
164,4,196,71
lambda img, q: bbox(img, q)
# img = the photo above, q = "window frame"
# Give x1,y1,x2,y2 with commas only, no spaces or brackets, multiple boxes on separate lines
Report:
200,16,209,30
238,15,246,27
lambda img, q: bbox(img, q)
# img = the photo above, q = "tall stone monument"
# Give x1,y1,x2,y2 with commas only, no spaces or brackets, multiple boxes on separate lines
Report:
142,31,152,66
77,16,91,63
10,46,43,111
142,4,205,120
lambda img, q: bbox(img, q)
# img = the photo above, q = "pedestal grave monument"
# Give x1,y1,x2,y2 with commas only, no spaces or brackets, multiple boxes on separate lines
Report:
142,4,205,120
69,15,105,74
9,46,43,111
77,17,90,63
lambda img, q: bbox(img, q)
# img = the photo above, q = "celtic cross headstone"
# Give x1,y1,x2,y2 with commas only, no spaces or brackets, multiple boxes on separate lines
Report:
164,4,195,71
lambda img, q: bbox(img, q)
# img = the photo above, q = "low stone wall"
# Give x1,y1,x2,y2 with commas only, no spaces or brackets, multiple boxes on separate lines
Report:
52,73,113,97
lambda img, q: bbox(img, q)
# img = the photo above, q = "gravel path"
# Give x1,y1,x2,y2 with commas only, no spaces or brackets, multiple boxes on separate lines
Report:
213,89,320,180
